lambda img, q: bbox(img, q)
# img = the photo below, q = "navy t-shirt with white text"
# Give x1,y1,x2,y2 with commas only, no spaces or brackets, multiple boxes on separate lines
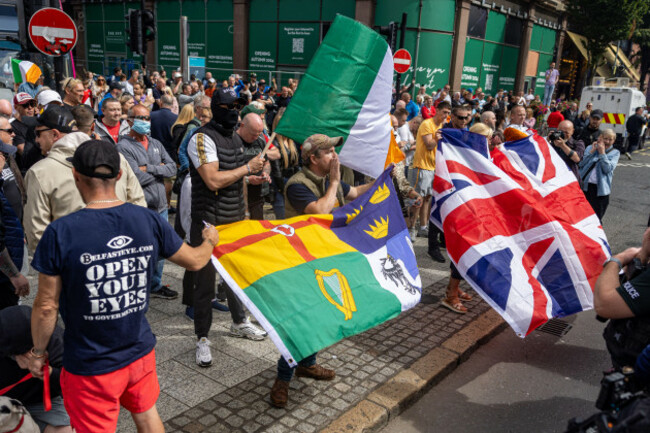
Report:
32,203,183,375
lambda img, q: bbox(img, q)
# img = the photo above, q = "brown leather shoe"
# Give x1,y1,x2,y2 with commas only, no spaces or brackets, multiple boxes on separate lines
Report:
270,378,289,408
295,364,336,380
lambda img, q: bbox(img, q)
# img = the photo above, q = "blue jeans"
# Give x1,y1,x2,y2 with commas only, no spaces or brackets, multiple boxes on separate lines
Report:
277,353,317,381
151,209,168,292
543,83,555,106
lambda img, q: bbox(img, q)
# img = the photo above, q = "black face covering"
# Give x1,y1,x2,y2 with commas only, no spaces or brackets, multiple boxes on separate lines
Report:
213,106,239,131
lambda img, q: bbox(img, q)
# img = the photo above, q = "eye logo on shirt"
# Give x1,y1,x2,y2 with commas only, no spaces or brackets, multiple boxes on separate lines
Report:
107,235,134,249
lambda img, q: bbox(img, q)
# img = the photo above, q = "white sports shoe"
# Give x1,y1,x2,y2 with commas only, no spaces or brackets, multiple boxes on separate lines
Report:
229,318,267,341
409,227,417,242
196,337,212,367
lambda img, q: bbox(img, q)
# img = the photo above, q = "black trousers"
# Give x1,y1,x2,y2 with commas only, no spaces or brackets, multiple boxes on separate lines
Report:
187,220,246,338
428,220,444,252
585,183,610,221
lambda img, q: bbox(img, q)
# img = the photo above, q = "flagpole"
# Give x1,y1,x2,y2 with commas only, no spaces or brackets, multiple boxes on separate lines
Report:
261,132,277,158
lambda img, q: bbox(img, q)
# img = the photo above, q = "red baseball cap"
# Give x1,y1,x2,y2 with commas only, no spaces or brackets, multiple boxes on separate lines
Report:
13,92,35,106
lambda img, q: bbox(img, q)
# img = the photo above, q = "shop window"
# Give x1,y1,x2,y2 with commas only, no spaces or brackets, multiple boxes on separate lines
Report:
504,16,523,46
467,5,487,39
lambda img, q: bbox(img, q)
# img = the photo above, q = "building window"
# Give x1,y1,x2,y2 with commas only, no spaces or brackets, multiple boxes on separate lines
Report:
504,16,523,46
467,5,487,39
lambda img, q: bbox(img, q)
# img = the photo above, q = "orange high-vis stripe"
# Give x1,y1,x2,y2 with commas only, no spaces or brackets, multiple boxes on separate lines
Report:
602,113,626,125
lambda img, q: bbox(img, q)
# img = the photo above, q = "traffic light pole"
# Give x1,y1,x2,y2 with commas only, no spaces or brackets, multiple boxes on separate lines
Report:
141,0,147,68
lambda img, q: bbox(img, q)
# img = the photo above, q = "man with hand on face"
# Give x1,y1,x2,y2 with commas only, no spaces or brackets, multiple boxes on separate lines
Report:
117,104,177,300
95,98,131,145
550,120,584,183
270,134,374,408
186,88,268,368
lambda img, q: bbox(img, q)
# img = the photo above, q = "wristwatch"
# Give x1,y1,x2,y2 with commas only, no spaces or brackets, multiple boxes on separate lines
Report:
603,257,623,271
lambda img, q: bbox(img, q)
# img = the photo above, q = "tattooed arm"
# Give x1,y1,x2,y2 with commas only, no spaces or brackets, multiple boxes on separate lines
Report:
0,247,29,296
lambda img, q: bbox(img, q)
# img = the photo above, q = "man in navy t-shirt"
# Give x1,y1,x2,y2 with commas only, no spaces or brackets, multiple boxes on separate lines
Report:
28,139,219,433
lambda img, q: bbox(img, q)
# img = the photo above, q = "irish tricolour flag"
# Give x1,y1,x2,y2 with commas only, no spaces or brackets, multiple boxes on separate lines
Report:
212,167,421,365
274,15,403,179
11,59,42,85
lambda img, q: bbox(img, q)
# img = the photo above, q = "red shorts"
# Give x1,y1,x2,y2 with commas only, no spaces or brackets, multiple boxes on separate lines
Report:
60,349,159,433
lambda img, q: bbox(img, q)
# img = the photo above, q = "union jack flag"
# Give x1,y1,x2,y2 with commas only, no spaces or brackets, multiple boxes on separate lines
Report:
430,130,610,336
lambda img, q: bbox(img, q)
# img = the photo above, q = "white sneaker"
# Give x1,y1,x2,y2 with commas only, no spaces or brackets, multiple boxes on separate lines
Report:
230,318,267,341
196,337,212,367
409,227,417,242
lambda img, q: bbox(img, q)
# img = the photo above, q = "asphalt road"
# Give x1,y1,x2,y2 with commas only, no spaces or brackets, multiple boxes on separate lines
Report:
381,140,650,433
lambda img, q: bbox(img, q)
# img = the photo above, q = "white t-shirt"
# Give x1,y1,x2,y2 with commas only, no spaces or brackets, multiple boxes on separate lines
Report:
588,162,598,184
188,132,219,169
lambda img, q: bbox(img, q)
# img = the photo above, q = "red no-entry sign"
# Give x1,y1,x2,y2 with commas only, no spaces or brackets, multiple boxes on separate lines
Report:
28,8,78,56
393,49,412,74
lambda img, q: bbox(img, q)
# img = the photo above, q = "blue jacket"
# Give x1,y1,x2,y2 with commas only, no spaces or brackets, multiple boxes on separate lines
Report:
406,100,420,121
0,189,23,285
150,108,178,161
578,145,619,197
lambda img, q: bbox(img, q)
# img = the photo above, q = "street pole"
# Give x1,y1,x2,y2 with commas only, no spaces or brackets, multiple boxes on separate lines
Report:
180,16,188,80
395,13,407,94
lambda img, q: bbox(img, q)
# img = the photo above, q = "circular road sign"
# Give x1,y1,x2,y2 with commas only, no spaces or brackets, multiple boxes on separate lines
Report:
393,49,412,74
28,8,78,56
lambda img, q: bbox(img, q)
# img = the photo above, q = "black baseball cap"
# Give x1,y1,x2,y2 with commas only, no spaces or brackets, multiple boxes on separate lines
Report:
37,105,76,133
212,88,247,106
67,140,121,179
590,109,604,119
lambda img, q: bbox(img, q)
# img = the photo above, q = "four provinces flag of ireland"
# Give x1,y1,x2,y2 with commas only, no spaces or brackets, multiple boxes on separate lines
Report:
212,167,421,366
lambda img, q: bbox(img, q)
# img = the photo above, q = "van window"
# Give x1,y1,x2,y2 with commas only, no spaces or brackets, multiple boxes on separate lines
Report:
597,95,601,100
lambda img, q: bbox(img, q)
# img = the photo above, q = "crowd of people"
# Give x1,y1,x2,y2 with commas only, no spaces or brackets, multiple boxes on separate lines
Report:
0,60,647,432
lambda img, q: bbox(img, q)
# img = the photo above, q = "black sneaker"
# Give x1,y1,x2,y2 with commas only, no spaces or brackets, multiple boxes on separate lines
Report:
428,248,446,263
151,285,178,300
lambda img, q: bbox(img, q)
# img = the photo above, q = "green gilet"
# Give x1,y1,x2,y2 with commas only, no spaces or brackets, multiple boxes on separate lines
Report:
284,167,346,217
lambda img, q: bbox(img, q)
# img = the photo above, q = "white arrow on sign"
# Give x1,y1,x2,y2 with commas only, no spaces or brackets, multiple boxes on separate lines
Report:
32,26,75,43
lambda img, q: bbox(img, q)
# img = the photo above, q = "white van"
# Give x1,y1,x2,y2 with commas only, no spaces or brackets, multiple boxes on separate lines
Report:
579,83,647,137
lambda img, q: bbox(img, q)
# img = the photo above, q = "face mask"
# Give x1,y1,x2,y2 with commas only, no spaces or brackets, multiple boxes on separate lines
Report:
132,119,151,135
213,106,239,130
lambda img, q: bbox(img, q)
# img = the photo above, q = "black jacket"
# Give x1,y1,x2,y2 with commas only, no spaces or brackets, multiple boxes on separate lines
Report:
0,306,64,405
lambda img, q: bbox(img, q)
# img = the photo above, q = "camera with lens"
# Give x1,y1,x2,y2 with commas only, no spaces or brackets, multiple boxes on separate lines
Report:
548,130,566,143
565,370,650,432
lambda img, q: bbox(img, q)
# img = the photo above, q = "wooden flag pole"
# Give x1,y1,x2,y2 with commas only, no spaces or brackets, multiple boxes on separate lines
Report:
260,132,277,158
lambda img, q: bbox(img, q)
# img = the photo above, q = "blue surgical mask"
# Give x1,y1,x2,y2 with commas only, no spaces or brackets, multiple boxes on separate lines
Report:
132,119,151,135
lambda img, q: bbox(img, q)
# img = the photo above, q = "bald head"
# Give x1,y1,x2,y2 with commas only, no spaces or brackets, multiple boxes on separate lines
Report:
391,115,398,128
238,113,264,143
480,111,496,129
0,100,12,118
557,120,574,139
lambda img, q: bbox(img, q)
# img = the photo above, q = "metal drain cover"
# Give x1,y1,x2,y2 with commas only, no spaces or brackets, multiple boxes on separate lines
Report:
536,319,573,337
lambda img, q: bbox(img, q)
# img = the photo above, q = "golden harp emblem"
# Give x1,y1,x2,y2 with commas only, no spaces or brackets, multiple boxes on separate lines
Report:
315,269,356,320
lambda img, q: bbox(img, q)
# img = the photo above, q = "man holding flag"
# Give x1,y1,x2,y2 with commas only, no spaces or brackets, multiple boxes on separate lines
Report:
271,133,374,408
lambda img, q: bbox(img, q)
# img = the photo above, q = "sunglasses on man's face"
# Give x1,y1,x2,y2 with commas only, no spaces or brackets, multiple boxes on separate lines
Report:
0,128,14,134
131,115,151,121
454,115,470,120
21,102,37,108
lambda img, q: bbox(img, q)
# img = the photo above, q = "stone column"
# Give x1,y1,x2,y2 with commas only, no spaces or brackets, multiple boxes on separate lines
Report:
555,15,568,65
355,0,376,27
449,0,471,91
145,0,156,70
233,0,250,74
514,2,535,93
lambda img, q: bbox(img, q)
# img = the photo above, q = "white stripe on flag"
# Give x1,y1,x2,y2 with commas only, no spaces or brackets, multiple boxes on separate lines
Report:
32,26,74,39
338,48,394,178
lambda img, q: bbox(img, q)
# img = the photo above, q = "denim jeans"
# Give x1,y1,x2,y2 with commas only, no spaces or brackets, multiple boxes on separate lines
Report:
277,353,317,381
151,208,168,293
543,83,555,106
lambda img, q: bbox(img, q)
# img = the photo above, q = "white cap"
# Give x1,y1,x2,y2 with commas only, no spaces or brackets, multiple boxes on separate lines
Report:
37,90,63,106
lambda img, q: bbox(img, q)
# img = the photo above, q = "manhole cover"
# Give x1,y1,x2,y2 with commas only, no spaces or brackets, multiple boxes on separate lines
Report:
536,319,573,337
